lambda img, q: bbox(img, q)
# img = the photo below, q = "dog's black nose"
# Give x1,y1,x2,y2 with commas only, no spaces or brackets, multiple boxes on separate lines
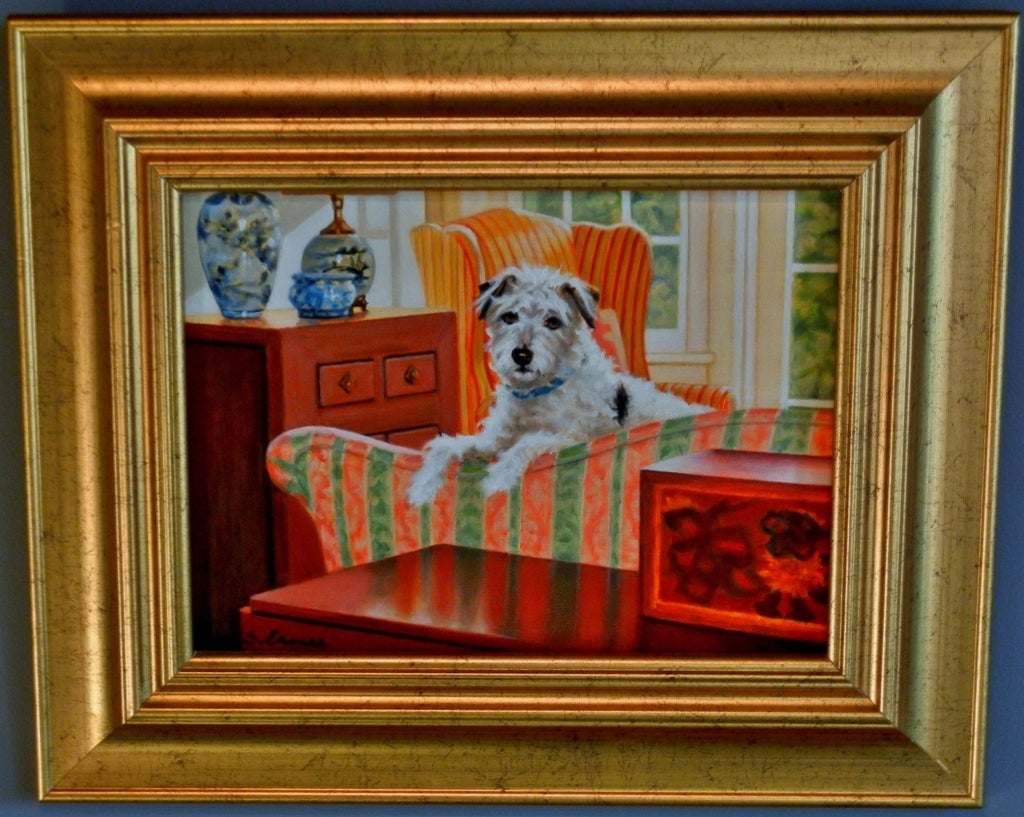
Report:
511,347,533,367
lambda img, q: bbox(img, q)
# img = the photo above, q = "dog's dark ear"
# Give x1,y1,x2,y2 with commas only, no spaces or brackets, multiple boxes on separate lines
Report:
560,282,598,329
476,273,518,319
476,280,493,318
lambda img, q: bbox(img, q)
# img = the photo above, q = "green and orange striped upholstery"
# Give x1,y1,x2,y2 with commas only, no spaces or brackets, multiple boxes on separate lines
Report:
410,207,733,432
267,408,832,574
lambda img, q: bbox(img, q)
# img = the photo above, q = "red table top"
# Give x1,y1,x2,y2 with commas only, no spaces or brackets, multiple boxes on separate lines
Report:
245,544,826,655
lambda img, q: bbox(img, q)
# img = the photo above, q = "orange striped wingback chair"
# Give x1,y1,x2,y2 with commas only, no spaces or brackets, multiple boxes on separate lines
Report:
410,207,733,434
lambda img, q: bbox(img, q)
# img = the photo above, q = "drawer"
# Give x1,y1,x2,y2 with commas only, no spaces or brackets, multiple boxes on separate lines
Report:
384,352,437,398
319,359,376,407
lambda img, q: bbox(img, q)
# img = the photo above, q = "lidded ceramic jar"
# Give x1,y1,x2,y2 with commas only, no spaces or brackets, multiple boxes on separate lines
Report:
289,194,375,319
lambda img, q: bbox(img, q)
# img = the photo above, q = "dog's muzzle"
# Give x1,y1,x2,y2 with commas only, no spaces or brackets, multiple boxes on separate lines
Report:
511,346,533,368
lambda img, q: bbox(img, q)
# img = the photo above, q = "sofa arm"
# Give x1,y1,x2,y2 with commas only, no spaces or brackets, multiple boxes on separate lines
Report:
267,408,833,573
659,382,736,412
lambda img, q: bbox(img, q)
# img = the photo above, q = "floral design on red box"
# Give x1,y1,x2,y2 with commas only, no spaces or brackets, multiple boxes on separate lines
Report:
642,449,832,642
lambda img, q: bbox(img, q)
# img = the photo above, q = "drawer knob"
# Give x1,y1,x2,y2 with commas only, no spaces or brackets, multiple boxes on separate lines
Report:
338,372,355,393
403,365,420,385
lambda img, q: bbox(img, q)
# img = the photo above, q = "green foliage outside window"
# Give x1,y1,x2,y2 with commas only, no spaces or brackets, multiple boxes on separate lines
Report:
571,191,622,225
521,191,562,218
648,246,680,329
630,191,680,236
789,272,838,401
793,190,841,263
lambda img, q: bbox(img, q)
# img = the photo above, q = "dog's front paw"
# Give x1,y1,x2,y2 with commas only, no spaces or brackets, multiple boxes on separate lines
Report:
407,445,456,506
479,461,524,497
406,469,440,506
479,469,511,498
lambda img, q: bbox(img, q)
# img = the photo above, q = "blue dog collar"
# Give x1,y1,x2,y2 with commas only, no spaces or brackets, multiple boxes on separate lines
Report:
508,360,582,400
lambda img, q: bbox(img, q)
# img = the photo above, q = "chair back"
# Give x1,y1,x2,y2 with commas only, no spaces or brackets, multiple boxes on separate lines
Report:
411,207,661,432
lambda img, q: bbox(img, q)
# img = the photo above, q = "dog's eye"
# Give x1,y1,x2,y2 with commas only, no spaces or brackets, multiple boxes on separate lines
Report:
543,316,564,330
500,311,519,325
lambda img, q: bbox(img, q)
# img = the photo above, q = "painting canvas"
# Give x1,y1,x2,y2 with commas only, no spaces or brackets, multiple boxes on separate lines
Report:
183,187,839,657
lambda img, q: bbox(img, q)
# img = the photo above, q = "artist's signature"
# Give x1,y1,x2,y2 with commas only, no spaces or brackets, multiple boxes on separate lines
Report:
242,628,329,650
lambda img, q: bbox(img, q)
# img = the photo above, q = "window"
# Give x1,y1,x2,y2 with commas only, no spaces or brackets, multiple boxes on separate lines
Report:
782,190,840,408
520,190,690,357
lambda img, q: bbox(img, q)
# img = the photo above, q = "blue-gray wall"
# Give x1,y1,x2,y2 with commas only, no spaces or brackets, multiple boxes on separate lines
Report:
2,2,1022,816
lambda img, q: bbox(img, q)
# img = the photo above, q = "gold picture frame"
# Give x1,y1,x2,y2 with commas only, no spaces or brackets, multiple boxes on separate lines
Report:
9,14,1015,804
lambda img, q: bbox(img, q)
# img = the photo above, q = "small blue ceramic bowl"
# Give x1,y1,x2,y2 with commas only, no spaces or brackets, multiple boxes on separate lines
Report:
288,271,362,318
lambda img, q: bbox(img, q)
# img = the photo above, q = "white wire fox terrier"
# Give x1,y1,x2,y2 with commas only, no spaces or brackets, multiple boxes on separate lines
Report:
407,264,710,505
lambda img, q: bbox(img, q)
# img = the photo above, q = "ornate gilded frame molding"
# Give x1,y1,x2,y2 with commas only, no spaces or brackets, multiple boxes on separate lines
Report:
9,15,1015,804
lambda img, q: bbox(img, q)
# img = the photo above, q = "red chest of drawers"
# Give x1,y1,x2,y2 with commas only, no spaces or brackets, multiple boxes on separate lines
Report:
185,307,457,649
641,449,833,642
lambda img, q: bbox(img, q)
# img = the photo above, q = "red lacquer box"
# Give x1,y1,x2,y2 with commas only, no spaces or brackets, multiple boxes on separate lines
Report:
641,449,833,642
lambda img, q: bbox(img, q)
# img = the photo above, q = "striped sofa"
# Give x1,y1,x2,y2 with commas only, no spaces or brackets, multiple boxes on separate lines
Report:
266,408,833,575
